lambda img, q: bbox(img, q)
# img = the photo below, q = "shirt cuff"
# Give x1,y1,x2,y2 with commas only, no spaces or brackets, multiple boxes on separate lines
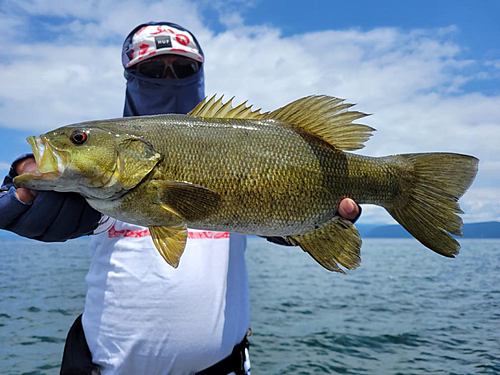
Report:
0,186,32,228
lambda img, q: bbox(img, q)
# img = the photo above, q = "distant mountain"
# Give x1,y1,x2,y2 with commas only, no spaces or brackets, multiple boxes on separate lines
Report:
364,221,500,238
353,224,380,238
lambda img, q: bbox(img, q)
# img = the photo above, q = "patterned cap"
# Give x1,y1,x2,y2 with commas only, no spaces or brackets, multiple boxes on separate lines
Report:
126,24,203,68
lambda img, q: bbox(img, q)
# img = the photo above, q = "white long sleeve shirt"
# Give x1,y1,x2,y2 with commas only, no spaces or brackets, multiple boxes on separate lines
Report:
82,220,250,375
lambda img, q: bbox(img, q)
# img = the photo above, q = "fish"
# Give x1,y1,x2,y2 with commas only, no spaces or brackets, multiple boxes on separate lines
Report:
14,95,479,273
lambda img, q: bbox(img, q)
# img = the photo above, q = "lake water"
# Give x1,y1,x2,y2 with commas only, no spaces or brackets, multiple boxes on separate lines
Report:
1,237,499,374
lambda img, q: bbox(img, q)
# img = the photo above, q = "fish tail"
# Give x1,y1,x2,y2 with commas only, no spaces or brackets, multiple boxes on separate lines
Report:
385,153,478,257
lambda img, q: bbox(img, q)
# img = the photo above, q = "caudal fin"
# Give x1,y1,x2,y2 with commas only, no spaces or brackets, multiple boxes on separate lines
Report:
386,153,478,257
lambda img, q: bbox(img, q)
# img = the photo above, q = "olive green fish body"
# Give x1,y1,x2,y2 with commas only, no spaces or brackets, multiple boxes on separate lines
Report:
14,95,478,272
99,116,399,235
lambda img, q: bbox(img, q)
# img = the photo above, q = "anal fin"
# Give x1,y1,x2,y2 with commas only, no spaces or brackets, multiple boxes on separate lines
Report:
289,217,362,273
149,225,188,268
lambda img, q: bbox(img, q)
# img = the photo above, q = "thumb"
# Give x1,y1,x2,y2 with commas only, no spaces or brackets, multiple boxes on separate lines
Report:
14,158,38,203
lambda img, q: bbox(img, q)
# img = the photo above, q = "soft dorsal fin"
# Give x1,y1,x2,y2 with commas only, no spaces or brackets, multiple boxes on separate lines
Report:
189,94,374,151
266,95,374,151
188,94,269,120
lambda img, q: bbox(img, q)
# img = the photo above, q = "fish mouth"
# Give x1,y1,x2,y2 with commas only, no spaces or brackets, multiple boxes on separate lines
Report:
14,136,70,184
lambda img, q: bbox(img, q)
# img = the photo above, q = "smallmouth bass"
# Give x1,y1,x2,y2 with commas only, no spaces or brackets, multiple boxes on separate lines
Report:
14,95,479,272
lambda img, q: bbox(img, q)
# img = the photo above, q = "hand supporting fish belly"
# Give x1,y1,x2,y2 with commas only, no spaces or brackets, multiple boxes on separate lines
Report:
14,95,479,273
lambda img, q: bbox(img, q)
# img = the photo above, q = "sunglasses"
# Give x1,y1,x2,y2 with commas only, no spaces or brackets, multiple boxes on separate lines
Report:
136,56,200,79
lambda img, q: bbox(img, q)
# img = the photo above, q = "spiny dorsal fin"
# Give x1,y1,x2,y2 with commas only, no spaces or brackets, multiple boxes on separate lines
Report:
188,94,269,120
265,95,374,151
189,94,374,151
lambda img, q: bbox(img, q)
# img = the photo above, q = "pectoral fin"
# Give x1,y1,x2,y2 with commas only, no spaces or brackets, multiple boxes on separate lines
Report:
150,180,221,221
149,225,188,268
289,217,362,273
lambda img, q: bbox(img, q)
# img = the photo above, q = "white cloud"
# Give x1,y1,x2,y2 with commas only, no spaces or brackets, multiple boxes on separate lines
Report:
354,205,395,225
2,0,208,42
485,60,500,70
460,188,500,223
0,43,125,127
0,0,498,223
0,0,215,128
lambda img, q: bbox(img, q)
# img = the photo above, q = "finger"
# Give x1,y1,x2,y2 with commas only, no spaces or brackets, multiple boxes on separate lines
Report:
14,158,38,202
338,198,359,220
15,157,37,175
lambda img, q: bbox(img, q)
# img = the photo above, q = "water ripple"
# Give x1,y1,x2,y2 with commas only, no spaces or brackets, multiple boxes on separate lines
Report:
2,238,500,374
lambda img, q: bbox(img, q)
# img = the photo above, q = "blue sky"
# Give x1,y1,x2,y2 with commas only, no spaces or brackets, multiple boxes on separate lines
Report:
242,1,499,55
0,0,499,224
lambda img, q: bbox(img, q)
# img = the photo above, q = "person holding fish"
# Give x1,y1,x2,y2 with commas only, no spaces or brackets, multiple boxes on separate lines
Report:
0,22,361,374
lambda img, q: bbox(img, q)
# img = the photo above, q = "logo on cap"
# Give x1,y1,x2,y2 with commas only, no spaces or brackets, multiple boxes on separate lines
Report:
175,34,190,46
155,36,172,50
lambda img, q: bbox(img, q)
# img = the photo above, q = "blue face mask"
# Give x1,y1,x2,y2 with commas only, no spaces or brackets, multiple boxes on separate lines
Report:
123,68,205,116
122,22,205,117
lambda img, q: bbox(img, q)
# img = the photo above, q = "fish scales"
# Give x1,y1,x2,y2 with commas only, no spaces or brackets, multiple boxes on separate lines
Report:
106,115,398,235
13,95,478,272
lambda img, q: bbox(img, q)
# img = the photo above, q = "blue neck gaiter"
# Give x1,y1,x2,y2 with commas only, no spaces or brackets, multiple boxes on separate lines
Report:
121,22,205,117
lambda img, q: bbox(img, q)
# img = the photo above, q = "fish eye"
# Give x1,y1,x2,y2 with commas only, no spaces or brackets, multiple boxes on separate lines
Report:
70,130,88,145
